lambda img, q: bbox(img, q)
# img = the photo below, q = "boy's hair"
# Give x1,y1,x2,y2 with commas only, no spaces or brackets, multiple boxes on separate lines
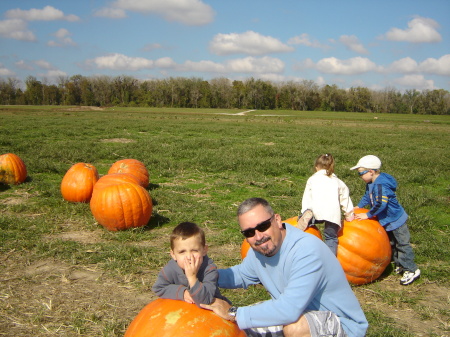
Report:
170,222,205,249
314,153,335,177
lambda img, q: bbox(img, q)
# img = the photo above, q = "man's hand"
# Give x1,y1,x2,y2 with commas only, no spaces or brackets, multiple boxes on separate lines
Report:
200,298,232,321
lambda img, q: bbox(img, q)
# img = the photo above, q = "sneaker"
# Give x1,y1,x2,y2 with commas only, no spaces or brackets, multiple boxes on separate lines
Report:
297,210,313,231
400,269,420,285
394,266,404,274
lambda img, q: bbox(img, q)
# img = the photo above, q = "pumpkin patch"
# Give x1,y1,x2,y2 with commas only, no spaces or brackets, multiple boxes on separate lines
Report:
124,298,246,337
0,153,27,185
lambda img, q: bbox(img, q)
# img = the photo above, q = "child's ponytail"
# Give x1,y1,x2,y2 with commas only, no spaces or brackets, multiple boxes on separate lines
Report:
315,153,335,176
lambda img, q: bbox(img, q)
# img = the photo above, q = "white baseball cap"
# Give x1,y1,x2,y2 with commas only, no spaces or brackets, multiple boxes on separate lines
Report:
350,155,382,170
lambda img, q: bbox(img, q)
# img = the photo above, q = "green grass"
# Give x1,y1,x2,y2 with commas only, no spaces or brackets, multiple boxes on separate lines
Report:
1,106,449,336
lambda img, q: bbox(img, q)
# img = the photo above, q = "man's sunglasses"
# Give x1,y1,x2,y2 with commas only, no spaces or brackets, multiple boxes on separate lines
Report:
241,215,273,238
358,170,370,176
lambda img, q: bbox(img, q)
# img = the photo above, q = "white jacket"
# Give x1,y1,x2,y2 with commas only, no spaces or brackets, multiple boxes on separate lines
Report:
301,169,354,226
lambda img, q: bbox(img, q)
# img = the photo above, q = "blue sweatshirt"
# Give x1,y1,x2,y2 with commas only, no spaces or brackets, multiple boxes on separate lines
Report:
357,172,407,231
218,224,368,337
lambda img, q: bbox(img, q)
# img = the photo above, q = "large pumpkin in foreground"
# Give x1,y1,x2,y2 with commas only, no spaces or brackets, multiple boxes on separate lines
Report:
0,153,27,185
240,216,322,259
124,298,246,337
61,163,99,202
108,159,149,188
337,208,391,285
93,172,141,192
90,182,152,231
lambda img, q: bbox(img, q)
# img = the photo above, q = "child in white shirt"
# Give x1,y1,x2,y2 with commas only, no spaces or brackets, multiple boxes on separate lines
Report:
299,154,354,255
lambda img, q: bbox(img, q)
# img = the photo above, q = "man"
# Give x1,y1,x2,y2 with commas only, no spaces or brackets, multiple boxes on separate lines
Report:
201,197,368,337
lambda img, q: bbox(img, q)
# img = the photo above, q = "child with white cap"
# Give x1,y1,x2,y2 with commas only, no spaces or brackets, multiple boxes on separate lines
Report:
350,155,420,285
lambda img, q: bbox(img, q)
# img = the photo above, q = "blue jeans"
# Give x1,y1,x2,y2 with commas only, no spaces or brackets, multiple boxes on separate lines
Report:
387,223,418,272
323,221,340,256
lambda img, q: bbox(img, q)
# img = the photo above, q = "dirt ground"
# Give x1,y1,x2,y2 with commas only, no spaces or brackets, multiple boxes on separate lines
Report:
1,231,449,337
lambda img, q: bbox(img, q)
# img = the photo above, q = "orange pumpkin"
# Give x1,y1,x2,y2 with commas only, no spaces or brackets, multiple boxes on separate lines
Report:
108,159,149,188
0,153,27,185
283,216,323,240
336,208,391,285
124,298,246,337
93,173,141,192
60,163,99,202
240,217,322,259
90,182,152,231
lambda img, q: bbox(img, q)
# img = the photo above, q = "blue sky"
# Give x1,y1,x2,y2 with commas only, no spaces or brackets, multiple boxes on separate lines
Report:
0,0,449,91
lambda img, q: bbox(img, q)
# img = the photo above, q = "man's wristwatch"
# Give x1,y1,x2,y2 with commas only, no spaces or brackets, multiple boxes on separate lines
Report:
228,306,238,322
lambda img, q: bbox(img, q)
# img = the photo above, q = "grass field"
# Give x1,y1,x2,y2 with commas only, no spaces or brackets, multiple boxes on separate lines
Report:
1,106,449,336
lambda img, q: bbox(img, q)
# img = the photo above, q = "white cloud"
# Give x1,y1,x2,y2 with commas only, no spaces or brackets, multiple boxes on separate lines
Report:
39,69,68,79
87,53,155,71
15,60,34,70
0,65,15,76
257,73,289,82
381,16,441,43
34,60,55,70
393,75,434,90
93,7,127,19
142,43,163,51
209,31,294,56
182,60,226,73
418,54,450,76
5,5,79,22
287,33,331,50
0,19,35,41
226,56,284,73
388,57,418,73
387,55,450,76
154,57,177,68
47,28,77,47
87,53,284,76
314,57,380,75
295,58,315,71
54,28,69,39
182,56,284,74
339,35,368,54
316,76,326,86
108,0,214,25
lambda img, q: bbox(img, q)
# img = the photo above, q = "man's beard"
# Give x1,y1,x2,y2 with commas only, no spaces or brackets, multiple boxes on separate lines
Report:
255,236,276,257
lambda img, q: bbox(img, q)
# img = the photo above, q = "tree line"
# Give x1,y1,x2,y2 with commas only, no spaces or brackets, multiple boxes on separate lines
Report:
0,75,449,114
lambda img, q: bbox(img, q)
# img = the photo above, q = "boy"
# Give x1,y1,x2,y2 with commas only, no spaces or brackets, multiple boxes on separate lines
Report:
350,155,420,285
152,222,230,306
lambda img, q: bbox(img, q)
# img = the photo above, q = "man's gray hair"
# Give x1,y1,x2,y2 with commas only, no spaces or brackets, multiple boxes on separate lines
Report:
237,197,274,217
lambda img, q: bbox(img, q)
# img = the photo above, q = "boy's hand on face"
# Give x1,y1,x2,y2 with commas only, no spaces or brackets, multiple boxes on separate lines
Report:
184,255,203,287
183,290,194,303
